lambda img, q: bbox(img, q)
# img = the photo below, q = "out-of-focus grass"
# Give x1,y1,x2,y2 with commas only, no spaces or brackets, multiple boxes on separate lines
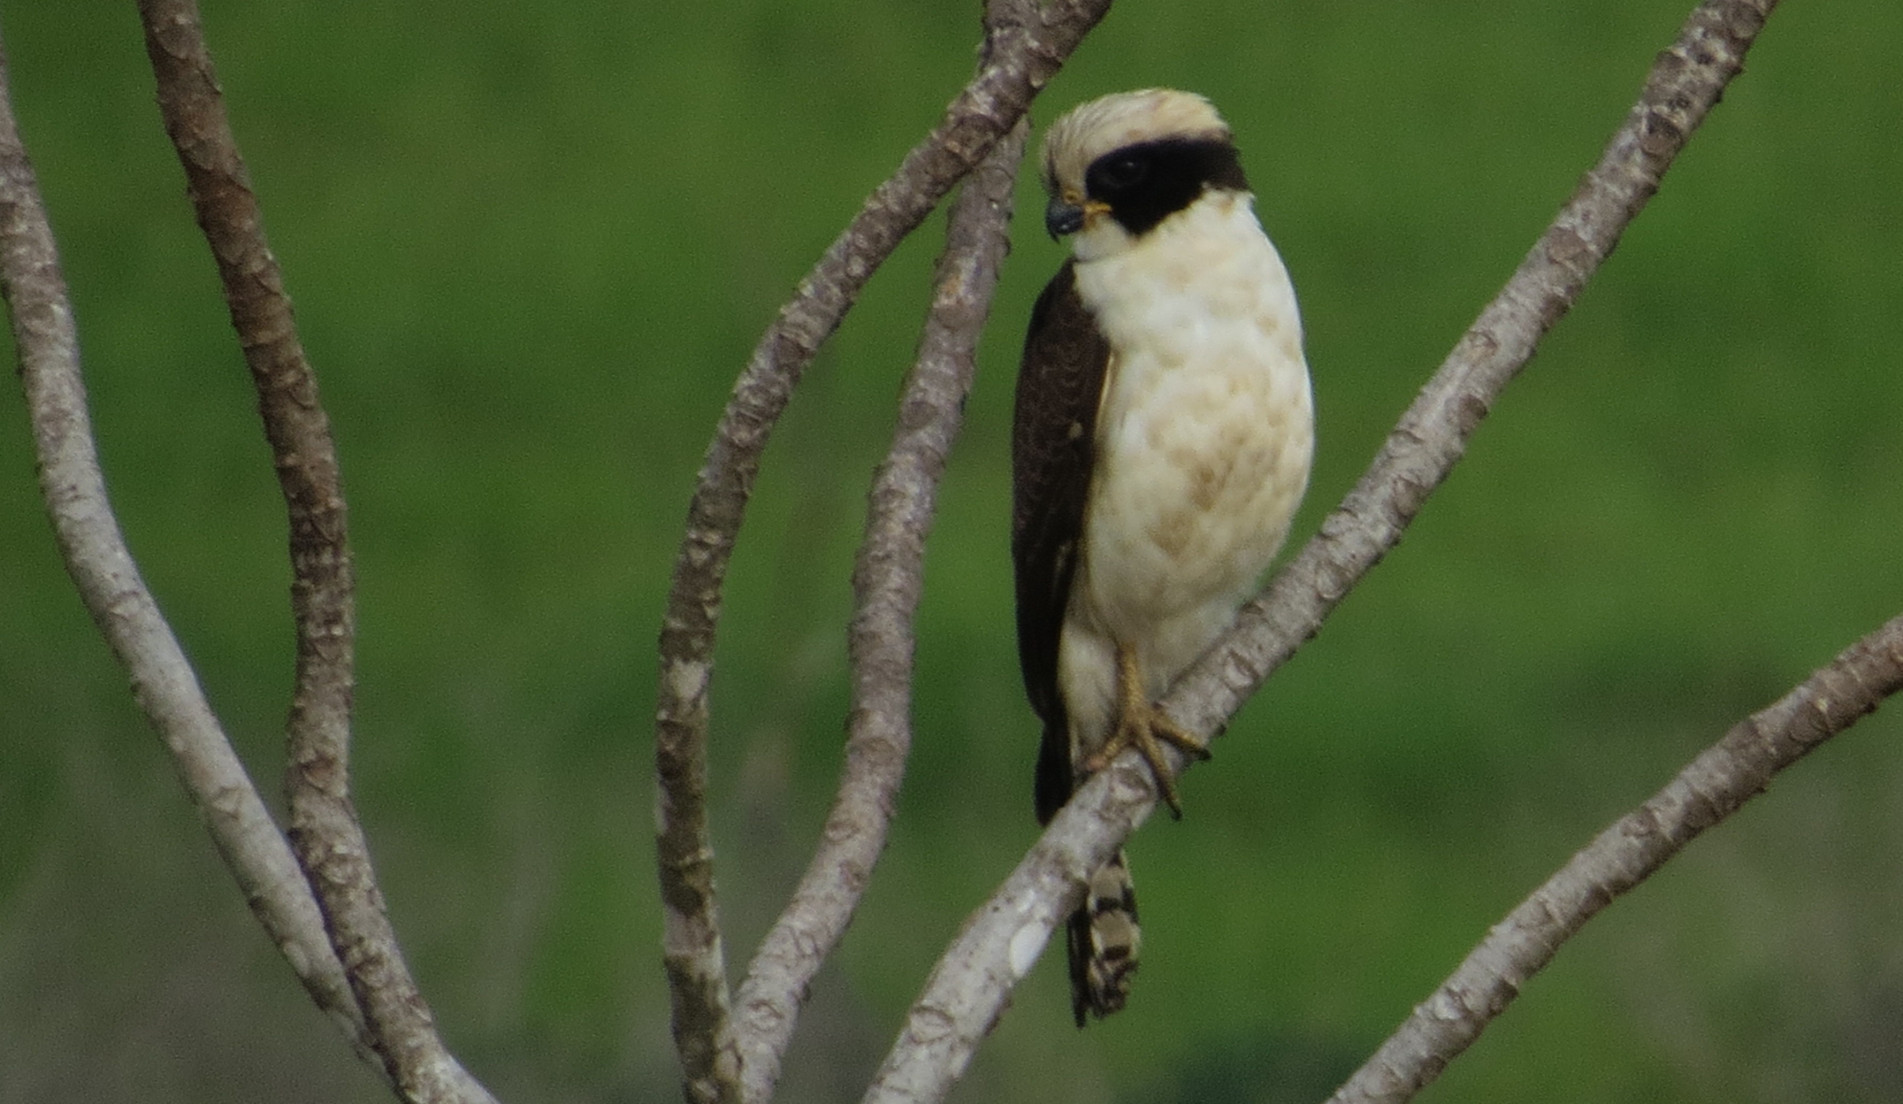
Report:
2,2,1900,1102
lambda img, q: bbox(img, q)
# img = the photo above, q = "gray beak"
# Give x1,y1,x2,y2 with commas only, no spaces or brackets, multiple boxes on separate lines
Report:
1045,198,1085,240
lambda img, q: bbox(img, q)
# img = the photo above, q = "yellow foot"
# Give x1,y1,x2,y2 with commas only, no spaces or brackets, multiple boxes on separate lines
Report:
1081,645,1211,818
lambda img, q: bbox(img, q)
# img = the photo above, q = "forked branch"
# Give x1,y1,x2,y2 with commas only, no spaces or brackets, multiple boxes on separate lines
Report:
137,2,491,1100
654,2,1109,1101
0,24,380,1077
731,108,1030,1104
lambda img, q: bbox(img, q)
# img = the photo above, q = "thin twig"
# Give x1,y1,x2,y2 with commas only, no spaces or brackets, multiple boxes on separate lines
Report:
0,21,383,1080
653,3,1110,1101
1329,610,1903,1103
862,2,1780,1100
731,99,1030,1104
136,3,492,1100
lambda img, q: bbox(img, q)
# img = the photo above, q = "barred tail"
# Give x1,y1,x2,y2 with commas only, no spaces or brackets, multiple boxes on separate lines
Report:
1066,848,1140,1026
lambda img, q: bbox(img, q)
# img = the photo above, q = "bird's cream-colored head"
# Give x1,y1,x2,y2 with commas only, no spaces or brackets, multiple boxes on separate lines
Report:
1038,89,1248,256
1041,89,1230,198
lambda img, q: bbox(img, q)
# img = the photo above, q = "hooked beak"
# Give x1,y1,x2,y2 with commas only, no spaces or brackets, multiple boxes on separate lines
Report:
1045,198,1085,239
1045,196,1110,240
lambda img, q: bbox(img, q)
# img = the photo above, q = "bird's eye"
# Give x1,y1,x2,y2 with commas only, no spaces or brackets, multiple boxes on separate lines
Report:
1094,154,1147,191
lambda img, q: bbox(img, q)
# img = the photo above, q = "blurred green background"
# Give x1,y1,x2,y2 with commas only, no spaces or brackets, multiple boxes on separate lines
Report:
2,1,1900,1101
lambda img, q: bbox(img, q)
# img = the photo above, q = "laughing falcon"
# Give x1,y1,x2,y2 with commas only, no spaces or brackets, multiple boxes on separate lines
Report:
1011,89,1313,1025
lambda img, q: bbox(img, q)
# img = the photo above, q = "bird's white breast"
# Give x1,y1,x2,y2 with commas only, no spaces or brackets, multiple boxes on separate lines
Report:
1064,192,1313,714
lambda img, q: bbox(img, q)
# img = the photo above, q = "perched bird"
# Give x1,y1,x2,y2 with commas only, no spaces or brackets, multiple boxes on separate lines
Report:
1011,89,1314,1025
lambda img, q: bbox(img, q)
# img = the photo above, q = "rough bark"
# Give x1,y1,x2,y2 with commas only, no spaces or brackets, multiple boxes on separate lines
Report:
653,3,1109,1101
0,15,384,1082
732,109,1030,1104
137,2,492,1099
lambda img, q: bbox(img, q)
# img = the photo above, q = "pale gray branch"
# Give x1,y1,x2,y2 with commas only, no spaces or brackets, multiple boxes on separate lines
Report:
1166,0,1782,742
860,754,1156,1104
653,3,1110,1101
0,19,382,1081
1329,609,1903,1103
865,2,1781,1100
731,109,1030,1104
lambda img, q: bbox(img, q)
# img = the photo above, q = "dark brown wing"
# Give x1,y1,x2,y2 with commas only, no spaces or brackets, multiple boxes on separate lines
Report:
1012,259,1110,824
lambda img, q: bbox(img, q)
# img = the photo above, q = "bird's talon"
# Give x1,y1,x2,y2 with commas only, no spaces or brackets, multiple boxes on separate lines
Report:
1083,696,1205,818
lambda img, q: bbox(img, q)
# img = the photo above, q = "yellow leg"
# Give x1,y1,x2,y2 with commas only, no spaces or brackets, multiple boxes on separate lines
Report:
1081,643,1211,818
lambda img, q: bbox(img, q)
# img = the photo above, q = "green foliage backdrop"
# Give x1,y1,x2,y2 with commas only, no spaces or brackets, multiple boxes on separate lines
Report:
2,2,1899,1102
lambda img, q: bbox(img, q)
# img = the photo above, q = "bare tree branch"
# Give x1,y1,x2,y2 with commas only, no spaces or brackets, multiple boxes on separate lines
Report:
1165,0,1783,742
732,100,1031,1104
1330,610,1903,1103
863,1,1781,1100
136,3,492,1100
0,20,384,1081
653,3,1109,1101
860,769,1138,1104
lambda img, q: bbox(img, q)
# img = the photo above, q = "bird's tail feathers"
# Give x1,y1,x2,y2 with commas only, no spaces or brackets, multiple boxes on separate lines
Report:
1067,849,1140,1026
